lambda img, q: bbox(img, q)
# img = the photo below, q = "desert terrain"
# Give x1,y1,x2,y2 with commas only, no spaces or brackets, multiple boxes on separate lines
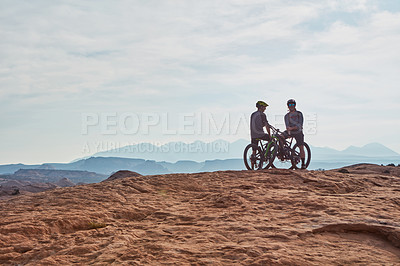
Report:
0,163,400,265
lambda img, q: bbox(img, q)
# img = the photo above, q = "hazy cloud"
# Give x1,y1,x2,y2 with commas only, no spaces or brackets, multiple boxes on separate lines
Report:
0,0,399,163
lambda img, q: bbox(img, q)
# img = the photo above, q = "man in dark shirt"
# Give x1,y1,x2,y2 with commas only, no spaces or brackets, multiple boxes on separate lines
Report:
250,100,271,146
284,99,306,169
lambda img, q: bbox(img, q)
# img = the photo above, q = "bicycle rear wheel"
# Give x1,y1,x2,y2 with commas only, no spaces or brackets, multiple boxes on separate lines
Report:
290,142,311,169
243,144,263,170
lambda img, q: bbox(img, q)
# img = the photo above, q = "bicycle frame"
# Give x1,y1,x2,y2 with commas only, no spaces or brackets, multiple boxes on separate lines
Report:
270,127,293,159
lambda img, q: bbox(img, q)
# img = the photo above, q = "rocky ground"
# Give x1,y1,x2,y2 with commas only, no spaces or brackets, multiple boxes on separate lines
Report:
0,164,399,265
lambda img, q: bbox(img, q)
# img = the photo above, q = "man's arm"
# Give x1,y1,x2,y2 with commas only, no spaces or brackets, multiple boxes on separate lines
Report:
284,114,292,131
262,113,271,137
298,111,304,130
266,123,271,137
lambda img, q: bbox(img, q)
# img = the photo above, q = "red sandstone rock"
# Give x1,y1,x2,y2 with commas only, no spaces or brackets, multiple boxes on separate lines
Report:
0,164,399,265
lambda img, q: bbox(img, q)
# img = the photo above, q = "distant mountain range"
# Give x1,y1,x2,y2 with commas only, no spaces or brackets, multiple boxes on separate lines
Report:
92,139,400,161
0,169,107,184
92,139,248,162
308,142,400,170
0,140,399,176
0,157,244,176
0,158,167,176
311,142,400,159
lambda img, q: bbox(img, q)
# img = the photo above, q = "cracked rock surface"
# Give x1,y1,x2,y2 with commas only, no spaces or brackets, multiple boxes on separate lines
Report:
1,164,400,265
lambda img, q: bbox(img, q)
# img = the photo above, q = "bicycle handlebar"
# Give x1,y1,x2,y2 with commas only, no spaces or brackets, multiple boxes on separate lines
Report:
269,125,290,140
269,125,281,134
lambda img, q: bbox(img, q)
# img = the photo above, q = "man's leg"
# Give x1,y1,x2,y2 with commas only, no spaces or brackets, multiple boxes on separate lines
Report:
298,132,306,168
299,145,305,167
251,139,258,168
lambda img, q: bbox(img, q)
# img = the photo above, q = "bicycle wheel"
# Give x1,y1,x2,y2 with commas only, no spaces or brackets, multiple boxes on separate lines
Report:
270,146,294,169
243,144,263,170
260,141,278,169
290,142,311,169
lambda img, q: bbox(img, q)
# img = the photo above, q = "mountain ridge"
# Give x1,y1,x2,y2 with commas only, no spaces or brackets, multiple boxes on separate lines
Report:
91,139,400,162
341,142,399,157
0,141,398,175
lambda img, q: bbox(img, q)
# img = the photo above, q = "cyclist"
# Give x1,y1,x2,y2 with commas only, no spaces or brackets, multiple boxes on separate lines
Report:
250,100,271,151
283,99,306,169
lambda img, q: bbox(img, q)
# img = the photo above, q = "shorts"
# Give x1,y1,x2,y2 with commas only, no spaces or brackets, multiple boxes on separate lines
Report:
283,131,304,146
251,134,270,145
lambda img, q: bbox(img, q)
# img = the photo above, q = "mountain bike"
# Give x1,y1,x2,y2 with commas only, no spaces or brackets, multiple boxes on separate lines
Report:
260,125,311,170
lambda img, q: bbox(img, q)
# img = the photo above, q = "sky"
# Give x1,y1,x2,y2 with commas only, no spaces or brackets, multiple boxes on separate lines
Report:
1,0,400,164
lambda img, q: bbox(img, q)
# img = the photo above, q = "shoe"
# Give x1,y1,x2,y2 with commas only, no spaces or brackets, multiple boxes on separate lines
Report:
301,164,307,170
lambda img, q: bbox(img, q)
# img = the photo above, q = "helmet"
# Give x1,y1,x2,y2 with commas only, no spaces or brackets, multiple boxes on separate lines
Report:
287,99,296,106
256,100,268,108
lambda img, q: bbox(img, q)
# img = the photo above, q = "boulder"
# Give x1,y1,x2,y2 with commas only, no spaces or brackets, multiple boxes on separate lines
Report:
103,170,142,182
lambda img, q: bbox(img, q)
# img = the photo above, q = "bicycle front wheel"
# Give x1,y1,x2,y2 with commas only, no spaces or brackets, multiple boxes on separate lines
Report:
243,144,263,170
260,141,278,170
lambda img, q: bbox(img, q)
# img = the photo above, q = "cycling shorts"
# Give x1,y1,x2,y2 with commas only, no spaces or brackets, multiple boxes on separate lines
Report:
283,131,304,146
